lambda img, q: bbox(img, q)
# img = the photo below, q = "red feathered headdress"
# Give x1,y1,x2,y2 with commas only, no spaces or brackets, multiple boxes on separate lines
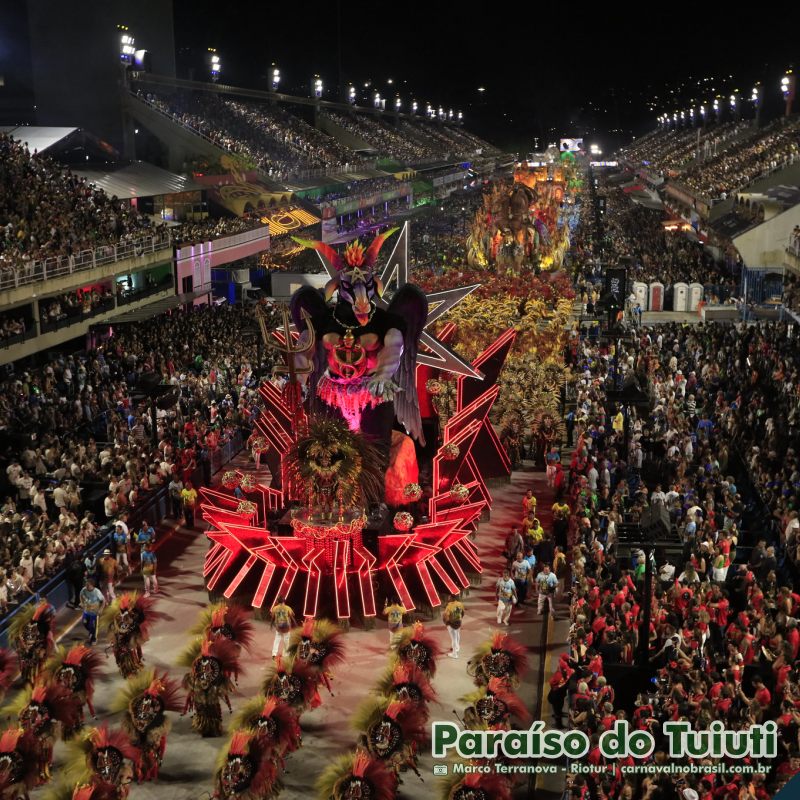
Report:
346,749,397,800
382,700,427,744
257,697,301,755
0,727,39,793
397,622,442,676
293,227,398,273
198,637,242,682
27,681,83,730
489,632,529,680
59,644,104,699
486,678,531,723
221,731,278,798
143,672,183,713
86,725,141,769
458,770,513,800
32,600,55,626
391,663,437,704
209,604,255,653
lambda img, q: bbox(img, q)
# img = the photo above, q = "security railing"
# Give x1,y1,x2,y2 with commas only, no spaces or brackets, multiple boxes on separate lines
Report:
0,230,172,292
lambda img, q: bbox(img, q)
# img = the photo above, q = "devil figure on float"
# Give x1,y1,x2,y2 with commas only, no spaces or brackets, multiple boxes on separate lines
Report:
291,229,428,447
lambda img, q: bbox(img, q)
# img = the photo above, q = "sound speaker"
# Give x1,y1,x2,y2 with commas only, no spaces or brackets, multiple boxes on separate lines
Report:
639,504,671,541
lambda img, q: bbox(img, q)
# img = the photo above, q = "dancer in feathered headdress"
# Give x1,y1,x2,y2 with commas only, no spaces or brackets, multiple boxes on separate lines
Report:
9,598,56,685
438,766,513,800
101,592,159,679
213,730,280,800
45,645,104,740
261,656,322,714
191,602,255,654
286,617,345,695
67,725,139,800
461,677,530,729
230,695,302,764
352,697,427,777
6,681,82,783
110,669,183,781
391,622,442,677
179,637,240,738
316,748,397,800
467,632,529,688
0,726,40,798
374,662,437,718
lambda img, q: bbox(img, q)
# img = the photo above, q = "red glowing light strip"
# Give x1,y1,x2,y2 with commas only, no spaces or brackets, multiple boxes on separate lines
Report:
453,538,482,572
431,420,481,511
274,566,298,604
483,414,512,472
352,544,377,617
415,561,441,607
333,539,351,619
456,327,516,412
465,452,492,507
302,549,323,618
437,321,457,342
441,547,470,588
431,499,486,527
446,383,499,434
425,554,459,595
203,544,226,577
386,564,415,610
223,554,257,599
207,551,236,591
252,561,277,608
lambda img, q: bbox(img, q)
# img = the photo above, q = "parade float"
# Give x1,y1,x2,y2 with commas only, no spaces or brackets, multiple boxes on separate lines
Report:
200,224,517,621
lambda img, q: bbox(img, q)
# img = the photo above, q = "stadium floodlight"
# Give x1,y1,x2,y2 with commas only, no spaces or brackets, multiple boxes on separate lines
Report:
426,103,433,117
729,93,736,109
313,76,323,98
438,106,445,120
395,96,402,110
118,25,135,63
477,87,486,92
411,100,418,113
713,98,719,110
208,48,221,81
448,108,454,119
699,104,706,117
374,91,382,108
781,75,791,95
271,66,280,91
457,111,463,121
751,85,759,103
348,85,357,104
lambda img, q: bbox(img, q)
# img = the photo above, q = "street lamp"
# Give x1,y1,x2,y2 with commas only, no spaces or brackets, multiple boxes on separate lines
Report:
782,71,796,116
457,111,463,122
713,97,720,120
374,91,382,109
395,96,402,111
411,100,418,114
271,66,280,92
208,48,221,82
348,85,356,104
313,76,323,98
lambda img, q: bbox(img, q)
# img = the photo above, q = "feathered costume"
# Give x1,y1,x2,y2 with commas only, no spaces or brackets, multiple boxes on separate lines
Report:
213,730,280,800
467,633,529,688
179,638,240,738
230,695,302,764
0,727,40,799
286,618,346,696
439,767,513,800
0,651,16,705
374,663,437,717
461,678,530,729
291,228,428,446
9,600,55,685
352,698,427,777
261,656,322,714
68,725,139,800
190,602,255,654
392,622,442,677
45,645,104,740
111,670,183,782
101,592,158,679
316,749,397,800
6,682,82,783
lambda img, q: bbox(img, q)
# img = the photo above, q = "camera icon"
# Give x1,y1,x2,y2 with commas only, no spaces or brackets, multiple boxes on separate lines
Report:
433,765,448,776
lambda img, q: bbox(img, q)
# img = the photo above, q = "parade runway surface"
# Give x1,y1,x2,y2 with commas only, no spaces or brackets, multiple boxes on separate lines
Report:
25,459,555,799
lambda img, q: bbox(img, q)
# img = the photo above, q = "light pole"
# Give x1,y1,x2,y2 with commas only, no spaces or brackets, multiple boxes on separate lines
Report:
271,66,280,92
782,71,796,116
348,85,356,104
208,48,221,82
313,76,323,99
751,83,762,127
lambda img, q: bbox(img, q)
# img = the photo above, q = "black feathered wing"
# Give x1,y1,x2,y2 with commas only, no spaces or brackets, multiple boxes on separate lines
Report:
386,284,428,445
289,286,328,404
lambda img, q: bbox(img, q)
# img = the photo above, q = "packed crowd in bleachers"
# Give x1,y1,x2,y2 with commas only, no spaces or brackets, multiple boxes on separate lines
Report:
0,132,158,279
138,89,366,179
554,176,800,797
312,175,406,205
679,117,800,199
322,111,441,163
40,286,115,328
0,304,275,606
170,215,266,246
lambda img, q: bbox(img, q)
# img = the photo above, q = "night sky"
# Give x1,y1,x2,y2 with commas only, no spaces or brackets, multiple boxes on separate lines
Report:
173,2,799,154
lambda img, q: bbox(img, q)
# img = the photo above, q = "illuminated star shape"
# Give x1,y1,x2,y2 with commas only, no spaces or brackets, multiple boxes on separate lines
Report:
315,222,483,379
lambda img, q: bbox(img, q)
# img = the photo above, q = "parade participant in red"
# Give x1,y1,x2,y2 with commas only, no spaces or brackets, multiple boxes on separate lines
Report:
212,730,279,800
467,631,529,688
102,592,159,679
0,727,39,799
191,602,255,655
391,622,442,678
261,656,322,714
179,638,241,738
9,598,56,685
286,618,346,696
374,663,437,719
112,669,183,782
72,725,139,800
45,644,103,739
230,695,302,766
462,677,530,729
317,749,397,800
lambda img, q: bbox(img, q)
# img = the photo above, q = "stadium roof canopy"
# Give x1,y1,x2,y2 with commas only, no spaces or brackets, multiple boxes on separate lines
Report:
0,125,80,153
74,161,204,199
